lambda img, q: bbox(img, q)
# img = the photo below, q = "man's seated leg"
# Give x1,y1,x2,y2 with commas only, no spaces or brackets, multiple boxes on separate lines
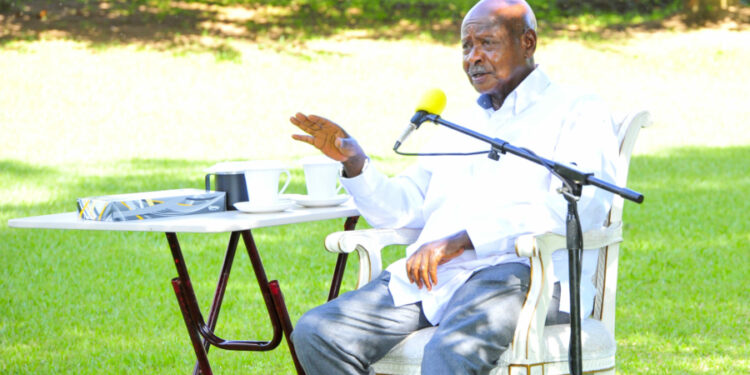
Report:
421,263,530,375
292,272,432,375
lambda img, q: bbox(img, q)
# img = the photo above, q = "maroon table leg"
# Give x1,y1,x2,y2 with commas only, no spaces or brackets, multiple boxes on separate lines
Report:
166,231,283,374
239,230,285,338
166,215,360,374
269,280,305,375
191,232,241,375
172,277,213,375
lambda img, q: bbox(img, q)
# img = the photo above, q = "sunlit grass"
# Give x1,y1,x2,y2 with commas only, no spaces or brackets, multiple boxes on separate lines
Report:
1,27,748,166
618,147,750,374
1,25,749,374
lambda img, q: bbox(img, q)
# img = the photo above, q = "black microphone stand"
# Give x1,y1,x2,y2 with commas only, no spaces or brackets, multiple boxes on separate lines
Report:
409,113,643,375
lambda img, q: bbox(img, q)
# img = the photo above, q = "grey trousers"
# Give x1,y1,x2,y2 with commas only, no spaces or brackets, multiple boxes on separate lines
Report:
291,262,568,375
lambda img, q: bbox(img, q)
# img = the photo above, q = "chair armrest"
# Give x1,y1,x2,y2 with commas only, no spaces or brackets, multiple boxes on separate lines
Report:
325,228,422,289
510,223,623,364
515,223,623,259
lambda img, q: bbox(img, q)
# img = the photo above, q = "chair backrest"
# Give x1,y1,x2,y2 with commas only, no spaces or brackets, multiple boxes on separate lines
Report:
592,110,650,334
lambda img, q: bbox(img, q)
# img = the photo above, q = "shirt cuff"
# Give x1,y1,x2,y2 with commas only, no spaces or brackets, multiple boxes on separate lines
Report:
340,157,383,197
465,227,517,259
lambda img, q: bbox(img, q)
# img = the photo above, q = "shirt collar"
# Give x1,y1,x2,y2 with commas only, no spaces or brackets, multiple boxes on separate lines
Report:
476,66,551,115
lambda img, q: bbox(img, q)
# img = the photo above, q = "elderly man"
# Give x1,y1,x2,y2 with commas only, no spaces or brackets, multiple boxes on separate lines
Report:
288,0,618,374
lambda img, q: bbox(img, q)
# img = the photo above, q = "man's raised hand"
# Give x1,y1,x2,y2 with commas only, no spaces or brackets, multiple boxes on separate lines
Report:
290,113,357,161
290,113,368,176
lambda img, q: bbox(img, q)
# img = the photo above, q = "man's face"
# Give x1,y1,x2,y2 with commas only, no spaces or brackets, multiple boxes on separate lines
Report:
461,18,528,98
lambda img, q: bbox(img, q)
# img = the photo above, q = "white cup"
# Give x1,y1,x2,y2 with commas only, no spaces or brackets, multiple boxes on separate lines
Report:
242,160,290,205
301,156,344,199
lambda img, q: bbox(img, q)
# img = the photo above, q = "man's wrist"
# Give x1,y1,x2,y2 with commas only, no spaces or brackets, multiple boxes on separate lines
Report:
342,155,368,178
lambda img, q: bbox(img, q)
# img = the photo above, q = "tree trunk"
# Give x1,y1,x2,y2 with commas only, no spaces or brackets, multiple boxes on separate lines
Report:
684,0,738,23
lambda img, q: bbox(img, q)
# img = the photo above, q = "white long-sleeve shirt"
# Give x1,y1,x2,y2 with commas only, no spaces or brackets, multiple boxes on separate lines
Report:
341,68,618,324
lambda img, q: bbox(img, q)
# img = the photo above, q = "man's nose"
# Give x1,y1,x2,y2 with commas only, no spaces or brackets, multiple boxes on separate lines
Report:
465,46,484,65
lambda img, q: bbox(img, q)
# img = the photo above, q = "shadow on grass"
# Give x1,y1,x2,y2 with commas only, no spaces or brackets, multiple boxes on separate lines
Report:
617,146,749,373
0,159,58,178
0,0,463,60
3,1,749,59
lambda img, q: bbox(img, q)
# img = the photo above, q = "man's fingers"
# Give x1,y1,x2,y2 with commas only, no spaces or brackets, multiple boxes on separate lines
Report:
290,113,325,134
408,247,447,290
289,115,313,135
406,248,439,290
420,252,432,291
290,113,308,126
412,254,423,289
307,114,325,123
407,255,420,287
428,253,439,287
291,134,314,144
306,114,331,131
406,256,415,284
403,234,470,291
414,263,423,289
309,114,350,136
307,114,331,127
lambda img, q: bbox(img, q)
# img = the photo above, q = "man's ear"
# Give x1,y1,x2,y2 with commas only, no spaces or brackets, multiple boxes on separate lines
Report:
522,29,537,58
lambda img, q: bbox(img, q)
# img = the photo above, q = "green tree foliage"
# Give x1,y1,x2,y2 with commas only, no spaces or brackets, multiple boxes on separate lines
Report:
86,0,683,20
551,0,677,14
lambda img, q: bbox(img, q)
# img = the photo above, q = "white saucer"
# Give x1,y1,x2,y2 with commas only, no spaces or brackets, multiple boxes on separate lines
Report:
289,194,351,208
234,199,295,213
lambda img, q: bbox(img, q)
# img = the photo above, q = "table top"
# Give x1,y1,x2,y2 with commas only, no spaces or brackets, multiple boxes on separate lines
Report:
8,201,359,233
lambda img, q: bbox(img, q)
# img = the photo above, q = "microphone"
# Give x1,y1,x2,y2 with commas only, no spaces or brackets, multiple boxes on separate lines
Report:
393,88,447,150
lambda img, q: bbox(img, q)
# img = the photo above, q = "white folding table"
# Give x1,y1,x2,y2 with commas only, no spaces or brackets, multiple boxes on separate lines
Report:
8,203,360,375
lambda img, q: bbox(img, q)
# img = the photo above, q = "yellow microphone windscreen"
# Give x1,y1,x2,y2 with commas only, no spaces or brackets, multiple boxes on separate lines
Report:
415,88,447,115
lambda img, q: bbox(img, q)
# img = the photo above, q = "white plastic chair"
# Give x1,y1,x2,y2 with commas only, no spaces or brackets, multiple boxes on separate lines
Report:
324,110,650,375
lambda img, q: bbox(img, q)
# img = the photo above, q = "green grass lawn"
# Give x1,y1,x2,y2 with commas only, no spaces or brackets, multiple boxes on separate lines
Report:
1,16,749,375
619,147,749,374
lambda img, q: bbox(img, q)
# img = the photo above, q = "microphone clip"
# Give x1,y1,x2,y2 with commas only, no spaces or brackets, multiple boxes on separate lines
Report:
410,110,430,128
487,144,507,161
